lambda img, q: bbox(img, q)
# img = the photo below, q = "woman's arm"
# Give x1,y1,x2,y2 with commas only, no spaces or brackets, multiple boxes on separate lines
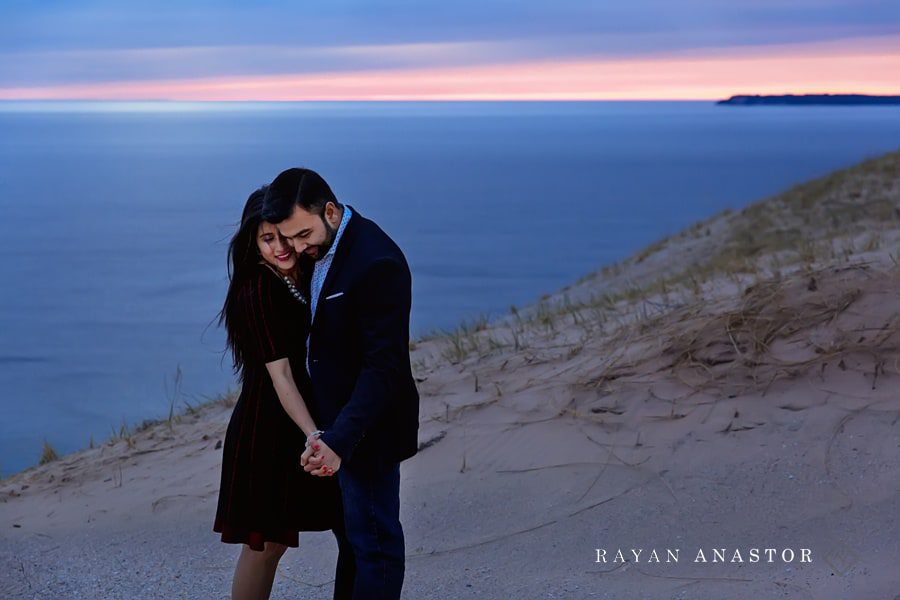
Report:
265,358,318,438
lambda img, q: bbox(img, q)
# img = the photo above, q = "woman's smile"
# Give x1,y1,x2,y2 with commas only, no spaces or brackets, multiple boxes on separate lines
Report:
257,220,299,271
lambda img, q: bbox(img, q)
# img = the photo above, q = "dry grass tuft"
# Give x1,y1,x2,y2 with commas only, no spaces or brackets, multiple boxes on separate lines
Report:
576,262,900,400
39,440,59,465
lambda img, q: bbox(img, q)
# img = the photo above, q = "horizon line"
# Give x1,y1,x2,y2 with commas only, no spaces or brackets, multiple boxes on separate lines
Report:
2,93,898,105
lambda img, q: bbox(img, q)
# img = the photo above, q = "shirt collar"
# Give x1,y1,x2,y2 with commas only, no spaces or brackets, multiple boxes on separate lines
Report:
323,205,352,261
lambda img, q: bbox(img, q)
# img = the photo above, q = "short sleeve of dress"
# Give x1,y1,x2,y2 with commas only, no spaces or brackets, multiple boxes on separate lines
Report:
239,268,294,364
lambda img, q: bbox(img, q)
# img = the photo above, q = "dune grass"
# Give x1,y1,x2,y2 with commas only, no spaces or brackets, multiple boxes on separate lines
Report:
419,150,900,373
1,375,241,482
38,439,59,465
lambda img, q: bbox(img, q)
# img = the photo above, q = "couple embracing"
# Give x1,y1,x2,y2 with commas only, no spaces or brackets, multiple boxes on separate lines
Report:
213,168,420,599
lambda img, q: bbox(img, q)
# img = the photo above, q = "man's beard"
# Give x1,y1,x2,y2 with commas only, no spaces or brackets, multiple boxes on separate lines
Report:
310,216,337,261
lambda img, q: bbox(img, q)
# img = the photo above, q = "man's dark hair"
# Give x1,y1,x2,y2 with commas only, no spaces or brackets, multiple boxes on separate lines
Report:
262,168,341,223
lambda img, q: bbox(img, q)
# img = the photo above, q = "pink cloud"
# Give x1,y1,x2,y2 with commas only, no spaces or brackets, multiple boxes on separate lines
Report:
2,37,899,101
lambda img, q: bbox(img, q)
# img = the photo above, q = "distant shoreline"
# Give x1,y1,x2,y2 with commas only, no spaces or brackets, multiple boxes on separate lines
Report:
718,94,900,106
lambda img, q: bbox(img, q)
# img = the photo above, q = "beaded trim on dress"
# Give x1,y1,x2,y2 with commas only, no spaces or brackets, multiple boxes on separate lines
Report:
261,263,309,305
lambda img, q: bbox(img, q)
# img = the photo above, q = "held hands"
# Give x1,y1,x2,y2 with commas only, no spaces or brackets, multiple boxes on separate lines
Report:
301,433,341,477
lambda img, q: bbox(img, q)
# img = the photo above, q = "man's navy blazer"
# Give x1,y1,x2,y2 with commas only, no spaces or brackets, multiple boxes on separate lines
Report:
310,206,420,466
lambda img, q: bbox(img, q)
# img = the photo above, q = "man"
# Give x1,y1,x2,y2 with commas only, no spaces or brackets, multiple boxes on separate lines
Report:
262,168,420,600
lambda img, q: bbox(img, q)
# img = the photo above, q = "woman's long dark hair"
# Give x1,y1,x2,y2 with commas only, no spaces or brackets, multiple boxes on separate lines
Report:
219,186,268,379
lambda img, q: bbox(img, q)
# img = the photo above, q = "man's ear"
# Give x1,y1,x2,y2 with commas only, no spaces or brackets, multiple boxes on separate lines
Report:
325,201,339,225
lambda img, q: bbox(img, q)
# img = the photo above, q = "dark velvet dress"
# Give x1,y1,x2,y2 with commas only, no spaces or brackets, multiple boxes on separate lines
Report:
213,263,342,551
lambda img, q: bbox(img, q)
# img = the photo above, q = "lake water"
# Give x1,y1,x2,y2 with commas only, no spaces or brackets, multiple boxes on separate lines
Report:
1,100,899,476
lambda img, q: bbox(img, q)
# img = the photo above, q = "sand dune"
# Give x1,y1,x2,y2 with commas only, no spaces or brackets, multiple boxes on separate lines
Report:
2,151,900,598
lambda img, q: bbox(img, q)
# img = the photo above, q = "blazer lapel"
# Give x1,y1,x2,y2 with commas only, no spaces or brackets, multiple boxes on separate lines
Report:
312,205,360,331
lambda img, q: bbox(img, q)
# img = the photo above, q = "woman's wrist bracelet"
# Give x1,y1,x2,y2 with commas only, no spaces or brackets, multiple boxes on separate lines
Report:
305,429,324,447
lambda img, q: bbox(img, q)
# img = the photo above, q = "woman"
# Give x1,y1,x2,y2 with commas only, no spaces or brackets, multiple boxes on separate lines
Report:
213,186,344,600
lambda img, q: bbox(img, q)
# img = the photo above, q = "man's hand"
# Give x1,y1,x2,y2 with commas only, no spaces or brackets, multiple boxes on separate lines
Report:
301,438,341,477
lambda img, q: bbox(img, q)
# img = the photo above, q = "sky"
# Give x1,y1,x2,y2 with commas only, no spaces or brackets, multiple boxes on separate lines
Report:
1,0,899,101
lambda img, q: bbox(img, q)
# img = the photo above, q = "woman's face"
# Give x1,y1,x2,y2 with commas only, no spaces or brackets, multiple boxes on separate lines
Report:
257,221,297,272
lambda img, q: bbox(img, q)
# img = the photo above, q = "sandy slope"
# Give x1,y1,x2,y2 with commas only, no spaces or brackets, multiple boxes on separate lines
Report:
2,152,900,599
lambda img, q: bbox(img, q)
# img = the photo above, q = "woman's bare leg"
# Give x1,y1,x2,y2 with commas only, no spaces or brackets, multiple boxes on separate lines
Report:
231,541,289,600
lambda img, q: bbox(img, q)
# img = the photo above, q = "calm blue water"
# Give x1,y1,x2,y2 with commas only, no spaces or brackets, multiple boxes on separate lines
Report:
1,100,899,475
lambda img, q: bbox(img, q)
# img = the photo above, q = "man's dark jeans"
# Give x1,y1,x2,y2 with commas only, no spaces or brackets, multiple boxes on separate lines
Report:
332,454,405,600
